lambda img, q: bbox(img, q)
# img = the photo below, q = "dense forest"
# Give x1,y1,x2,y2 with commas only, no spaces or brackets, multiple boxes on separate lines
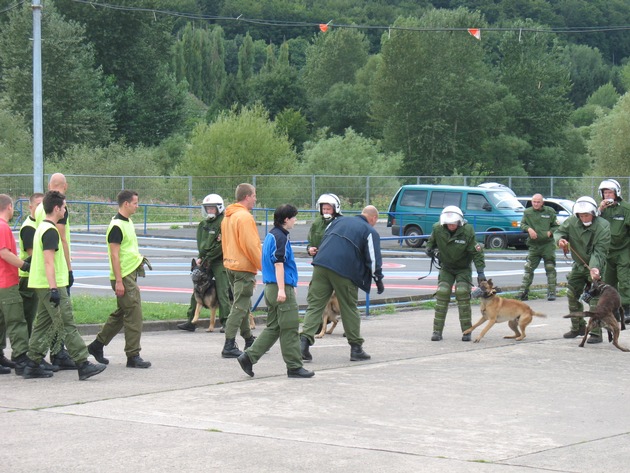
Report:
2,0,630,187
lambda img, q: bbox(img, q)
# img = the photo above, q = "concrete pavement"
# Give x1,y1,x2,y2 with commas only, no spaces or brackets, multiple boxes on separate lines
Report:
2,296,630,472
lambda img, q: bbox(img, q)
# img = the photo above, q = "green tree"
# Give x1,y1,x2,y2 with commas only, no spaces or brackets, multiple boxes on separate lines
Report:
558,43,612,107
373,10,509,176
299,128,402,205
0,3,114,157
275,108,310,152
310,82,372,136
588,92,630,176
0,103,31,173
302,28,370,101
178,104,297,176
586,83,620,109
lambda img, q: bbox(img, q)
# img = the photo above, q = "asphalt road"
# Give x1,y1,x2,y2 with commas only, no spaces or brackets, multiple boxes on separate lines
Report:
65,223,573,309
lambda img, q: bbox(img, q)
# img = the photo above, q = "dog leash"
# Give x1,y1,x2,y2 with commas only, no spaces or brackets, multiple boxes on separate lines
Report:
418,254,441,281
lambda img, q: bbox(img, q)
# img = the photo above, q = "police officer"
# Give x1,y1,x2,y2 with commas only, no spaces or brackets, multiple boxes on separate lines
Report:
426,206,486,342
555,196,611,342
597,179,630,324
518,194,559,301
178,194,231,332
306,193,342,257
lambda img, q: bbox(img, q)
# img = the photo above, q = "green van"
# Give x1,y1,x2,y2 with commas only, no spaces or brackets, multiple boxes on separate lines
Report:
387,184,526,249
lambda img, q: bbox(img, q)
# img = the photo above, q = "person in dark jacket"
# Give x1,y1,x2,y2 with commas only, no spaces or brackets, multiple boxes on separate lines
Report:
300,206,384,362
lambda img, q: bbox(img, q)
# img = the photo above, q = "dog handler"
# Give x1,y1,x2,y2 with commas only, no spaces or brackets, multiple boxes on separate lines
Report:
517,194,559,301
87,190,152,368
178,194,231,332
237,204,314,378
426,206,486,342
596,179,630,324
555,196,611,342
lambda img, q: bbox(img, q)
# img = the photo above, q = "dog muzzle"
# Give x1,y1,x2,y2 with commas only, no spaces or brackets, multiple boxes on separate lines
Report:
471,287,484,299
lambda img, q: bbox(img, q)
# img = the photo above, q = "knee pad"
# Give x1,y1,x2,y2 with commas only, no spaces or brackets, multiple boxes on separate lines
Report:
455,282,471,302
435,282,452,302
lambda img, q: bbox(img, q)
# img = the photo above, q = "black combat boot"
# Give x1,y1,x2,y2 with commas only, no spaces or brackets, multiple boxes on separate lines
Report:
51,349,77,370
23,359,54,379
350,343,371,361
300,336,312,362
221,338,242,358
547,290,556,301
87,339,109,364
461,333,472,342
431,331,443,341
0,349,16,369
287,367,315,378
624,305,630,325
0,365,9,375
244,335,256,349
518,290,529,301
78,361,107,380
126,355,151,368
177,321,196,332
237,352,254,377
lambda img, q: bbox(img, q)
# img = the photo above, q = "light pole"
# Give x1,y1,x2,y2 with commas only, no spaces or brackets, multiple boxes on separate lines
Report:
32,0,44,193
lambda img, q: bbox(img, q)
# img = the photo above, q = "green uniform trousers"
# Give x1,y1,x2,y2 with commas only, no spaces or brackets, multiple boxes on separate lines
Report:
566,265,601,335
246,284,301,370
185,259,231,325
224,269,255,340
27,287,88,364
520,243,557,293
18,277,38,336
604,249,630,307
433,268,473,333
301,266,364,346
96,270,144,357
0,285,30,358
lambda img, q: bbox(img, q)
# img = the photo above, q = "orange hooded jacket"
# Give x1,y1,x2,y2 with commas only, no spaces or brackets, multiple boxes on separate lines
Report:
220,203,262,274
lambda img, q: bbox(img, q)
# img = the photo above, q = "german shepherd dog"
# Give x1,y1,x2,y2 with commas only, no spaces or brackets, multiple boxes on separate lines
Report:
563,279,629,352
464,279,546,342
315,292,341,339
189,259,256,332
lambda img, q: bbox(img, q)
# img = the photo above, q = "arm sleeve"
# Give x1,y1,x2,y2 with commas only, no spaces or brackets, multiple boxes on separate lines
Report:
107,226,123,244
42,228,60,251
20,226,36,251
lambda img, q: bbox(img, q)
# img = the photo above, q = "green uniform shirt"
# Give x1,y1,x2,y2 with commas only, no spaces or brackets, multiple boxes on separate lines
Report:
18,216,37,278
600,200,630,252
307,215,337,253
520,205,559,247
28,220,69,288
426,222,485,272
554,215,610,270
106,216,143,280
196,214,224,264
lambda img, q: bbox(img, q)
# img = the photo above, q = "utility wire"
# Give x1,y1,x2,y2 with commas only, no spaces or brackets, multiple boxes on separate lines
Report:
67,0,630,35
0,0,26,15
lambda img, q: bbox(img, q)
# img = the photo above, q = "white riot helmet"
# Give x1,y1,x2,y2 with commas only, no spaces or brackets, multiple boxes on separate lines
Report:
316,193,341,217
598,179,622,199
202,194,224,219
440,205,464,226
573,196,599,217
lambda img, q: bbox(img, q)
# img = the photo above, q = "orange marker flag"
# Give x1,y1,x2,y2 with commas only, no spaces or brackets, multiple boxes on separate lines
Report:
319,24,328,32
468,28,481,40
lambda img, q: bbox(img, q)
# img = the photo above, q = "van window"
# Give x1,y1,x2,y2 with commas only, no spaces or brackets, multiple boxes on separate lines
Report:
466,193,489,211
429,191,461,208
400,190,427,207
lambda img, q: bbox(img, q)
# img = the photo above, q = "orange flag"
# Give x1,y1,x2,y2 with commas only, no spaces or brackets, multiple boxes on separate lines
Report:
319,24,328,32
468,28,481,40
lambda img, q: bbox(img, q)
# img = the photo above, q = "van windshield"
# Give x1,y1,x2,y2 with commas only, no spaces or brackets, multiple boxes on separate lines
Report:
487,191,525,210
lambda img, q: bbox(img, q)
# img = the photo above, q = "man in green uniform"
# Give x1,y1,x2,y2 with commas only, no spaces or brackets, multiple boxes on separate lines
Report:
306,193,342,258
596,179,630,324
518,194,559,301
87,190,151,368
555,196,611,343
426,206,486,342
18,193,43,334
238,204,314,378
178,194,231,332
19,191,106,380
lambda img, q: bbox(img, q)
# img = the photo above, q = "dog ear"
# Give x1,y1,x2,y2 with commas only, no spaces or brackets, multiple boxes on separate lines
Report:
191,258,197,272
487,278,493,286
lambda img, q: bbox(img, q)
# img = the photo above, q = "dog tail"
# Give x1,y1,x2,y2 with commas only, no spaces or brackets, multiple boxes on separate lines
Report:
533,312,547,318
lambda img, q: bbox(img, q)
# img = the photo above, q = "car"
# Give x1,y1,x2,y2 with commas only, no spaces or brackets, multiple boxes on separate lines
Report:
477,182,516,196
516,197,575,224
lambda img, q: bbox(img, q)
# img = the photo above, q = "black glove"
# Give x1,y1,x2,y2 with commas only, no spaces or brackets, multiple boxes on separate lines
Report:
375,277,385,294
49,288,60,308
68,270,74,288
580,290,593,304
477,272,486,285
21,261,30,272
425,247,436,258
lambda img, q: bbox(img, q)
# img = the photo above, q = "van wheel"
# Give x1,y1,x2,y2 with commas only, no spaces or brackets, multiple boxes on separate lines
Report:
404,226,424,248
485,234,507,250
